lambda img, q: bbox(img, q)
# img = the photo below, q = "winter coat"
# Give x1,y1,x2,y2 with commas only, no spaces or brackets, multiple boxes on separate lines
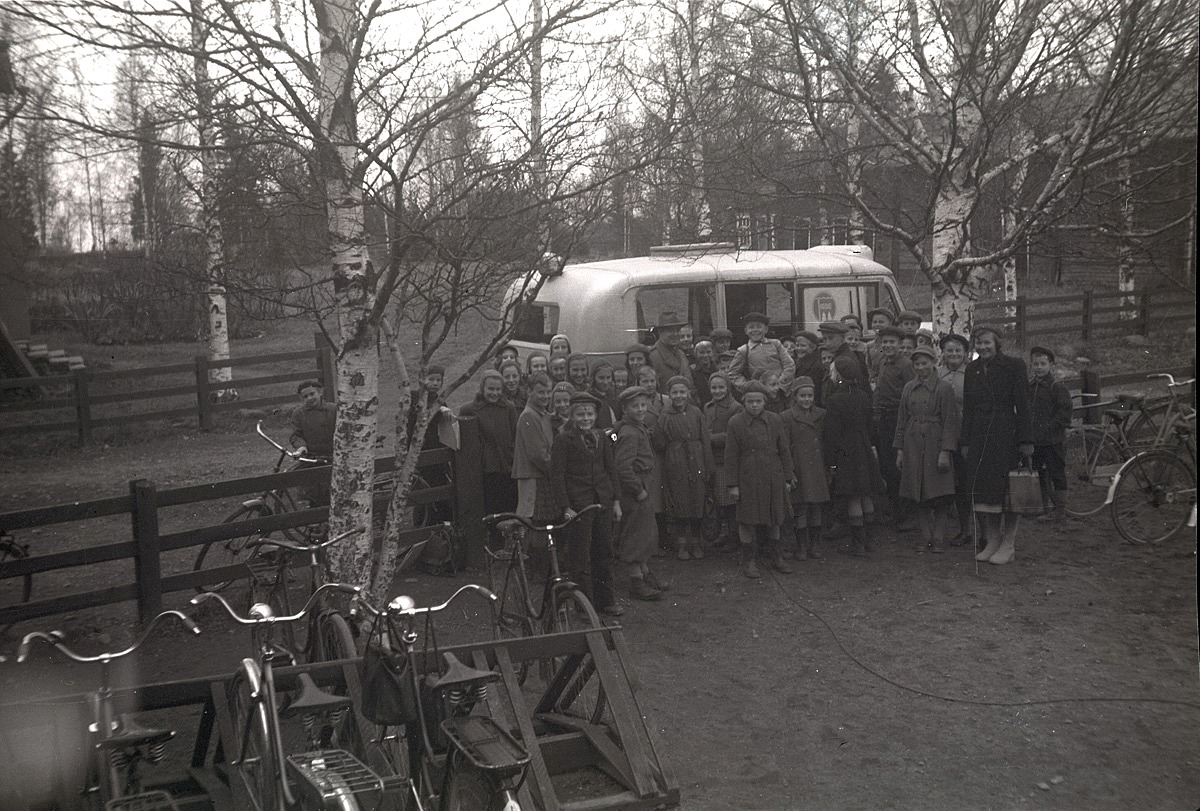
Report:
823,384,884,497
512,402,554,480
1029,374,1072,446
290,402,337,457
549,428,620,512
725,409,794,526
704,395,744,507
648,343,690,394
614,418,659,512
822,344,871,402
783,405,830,505
893,376,961,502
728,339,796,394
962,354,1034,506
458,398,518,476
653,402,714,519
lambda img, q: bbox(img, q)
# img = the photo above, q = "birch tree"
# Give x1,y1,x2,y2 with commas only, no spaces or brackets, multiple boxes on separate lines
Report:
740,0,1198,335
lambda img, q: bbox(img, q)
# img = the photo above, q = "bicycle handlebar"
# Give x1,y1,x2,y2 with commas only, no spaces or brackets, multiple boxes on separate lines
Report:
245,525,363,555
353,584,496,622
192,582,359,625
17,610,200,664
256,421,328,465
482,503,602,533
1149,374,1196,388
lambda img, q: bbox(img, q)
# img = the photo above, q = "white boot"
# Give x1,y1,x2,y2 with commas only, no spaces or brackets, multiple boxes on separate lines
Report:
974,513,1002,561
989,514,1019,565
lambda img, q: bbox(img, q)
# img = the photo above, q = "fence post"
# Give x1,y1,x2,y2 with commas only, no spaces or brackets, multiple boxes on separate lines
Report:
1015,297,1027,344
73,369,93,443
1081,367,1102,426
1081,290,1093,341
130,479,163,624
314,331,337,403
194,356,213,430
1139,291,1152,337
453,416,486,570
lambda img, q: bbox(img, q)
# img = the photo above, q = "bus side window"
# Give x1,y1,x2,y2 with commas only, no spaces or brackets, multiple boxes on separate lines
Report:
514,303,559,343
636,284,716,344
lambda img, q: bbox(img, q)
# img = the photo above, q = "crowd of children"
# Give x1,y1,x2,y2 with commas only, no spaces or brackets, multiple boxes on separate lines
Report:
444,308,1069,613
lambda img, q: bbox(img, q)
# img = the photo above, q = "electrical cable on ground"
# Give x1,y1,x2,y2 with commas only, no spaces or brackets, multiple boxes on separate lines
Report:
765,568,1200,711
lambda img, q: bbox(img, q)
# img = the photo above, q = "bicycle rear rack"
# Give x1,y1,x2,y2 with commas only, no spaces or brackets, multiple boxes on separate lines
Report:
104,789,181,811
287,749,386,805
246,555,284,587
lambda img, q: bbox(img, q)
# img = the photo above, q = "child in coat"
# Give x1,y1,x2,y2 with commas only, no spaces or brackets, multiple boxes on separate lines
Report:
499,359,527,410
1029,346,1073,522
704,371,743,550
654,375,715,561
614,386,666,601
550,392,624,618
783,376,830,559
823,356,884,556
894,346,961,553
512,373,555,522
550,381,575,433
458,370,519,515
725,380,795,577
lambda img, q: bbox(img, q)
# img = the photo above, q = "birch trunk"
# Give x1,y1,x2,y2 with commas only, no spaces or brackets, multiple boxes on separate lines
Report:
315,0,377,586
191,1,234,400
687,0,710,239
929,189,988,337
1117,157,1137,319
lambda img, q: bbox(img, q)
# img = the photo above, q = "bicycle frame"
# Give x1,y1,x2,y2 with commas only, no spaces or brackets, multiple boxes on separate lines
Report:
17,611,201,805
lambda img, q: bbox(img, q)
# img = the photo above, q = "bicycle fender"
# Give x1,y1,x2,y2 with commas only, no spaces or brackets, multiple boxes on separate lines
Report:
242,498,266,509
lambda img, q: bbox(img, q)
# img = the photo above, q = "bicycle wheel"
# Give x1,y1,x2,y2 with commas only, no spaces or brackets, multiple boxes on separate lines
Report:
232,664,284,811
194,504,268,592
548,588,608,725
311,612,365,755
443,756,498,811
1064,428,1126,517
1110,451,1196,545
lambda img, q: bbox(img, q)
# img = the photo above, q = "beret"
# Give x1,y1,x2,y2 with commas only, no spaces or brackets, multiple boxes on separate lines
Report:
866,307,894,323
665,375,692,391
742,380,771,397
795,330,821,345
790,375,816,393
1030,345,1056,362
818,320,848,334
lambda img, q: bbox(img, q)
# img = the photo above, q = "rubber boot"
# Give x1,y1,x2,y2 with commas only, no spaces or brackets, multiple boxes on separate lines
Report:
793,526,810,560
630,576,662,601
950,501,973,546
740,540,760,578
974,515,1002,561
849,524,867,557
989,515,1019,565
769,536,794,574
807,525,822,559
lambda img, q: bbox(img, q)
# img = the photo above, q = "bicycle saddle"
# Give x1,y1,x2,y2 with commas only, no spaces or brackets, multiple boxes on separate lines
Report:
1116,393,1146,406
427,652,499,692
1104,408,1130,423
94,714,175,750
281,673,352,717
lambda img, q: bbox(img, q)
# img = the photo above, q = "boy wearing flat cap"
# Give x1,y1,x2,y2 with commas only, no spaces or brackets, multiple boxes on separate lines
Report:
550,391,624,617
1028,346,1072,522
728,312,795,395
614,386,666,601
792,330,827,406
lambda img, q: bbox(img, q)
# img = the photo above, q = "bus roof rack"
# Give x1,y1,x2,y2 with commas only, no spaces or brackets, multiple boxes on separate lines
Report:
648,242,737,256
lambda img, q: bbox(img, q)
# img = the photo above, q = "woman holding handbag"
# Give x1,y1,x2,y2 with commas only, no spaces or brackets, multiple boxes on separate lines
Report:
961,326,1034,565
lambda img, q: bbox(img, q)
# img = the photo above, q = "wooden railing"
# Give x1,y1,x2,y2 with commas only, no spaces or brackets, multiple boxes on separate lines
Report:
0,418,488,627
0,335,336,442
915,288,1195,339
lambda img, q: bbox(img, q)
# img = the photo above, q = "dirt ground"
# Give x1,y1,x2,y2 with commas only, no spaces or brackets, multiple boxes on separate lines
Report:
1,423,1198,810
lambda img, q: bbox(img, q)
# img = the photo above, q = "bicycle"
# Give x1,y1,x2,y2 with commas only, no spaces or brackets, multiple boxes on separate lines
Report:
194,422,432,592
352,585,531,811
1064,374,1196,517
481,505,608,724
193,583,383,811
17,609,202,810
1109,420,1197,545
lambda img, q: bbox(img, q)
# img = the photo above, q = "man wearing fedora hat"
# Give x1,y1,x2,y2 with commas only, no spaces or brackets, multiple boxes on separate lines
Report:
648,311,692,395
728,311,795,395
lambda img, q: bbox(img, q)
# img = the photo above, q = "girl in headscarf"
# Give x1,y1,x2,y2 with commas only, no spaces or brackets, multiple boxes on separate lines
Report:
458,370,518,514
549,333,572,356
525,352,549,378
550,381,575,433
548,354,569,385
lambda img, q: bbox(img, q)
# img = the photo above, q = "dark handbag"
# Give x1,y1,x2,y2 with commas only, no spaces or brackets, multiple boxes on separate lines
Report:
1005,461,1045,516
358,614,418,726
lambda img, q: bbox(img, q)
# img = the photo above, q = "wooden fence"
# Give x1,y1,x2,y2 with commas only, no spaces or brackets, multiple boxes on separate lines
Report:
0,334,336,442
0,419,487,627
915,288,1195,340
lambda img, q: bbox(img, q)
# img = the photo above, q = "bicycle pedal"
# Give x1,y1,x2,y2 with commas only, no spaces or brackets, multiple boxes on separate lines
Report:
104,789,180,811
